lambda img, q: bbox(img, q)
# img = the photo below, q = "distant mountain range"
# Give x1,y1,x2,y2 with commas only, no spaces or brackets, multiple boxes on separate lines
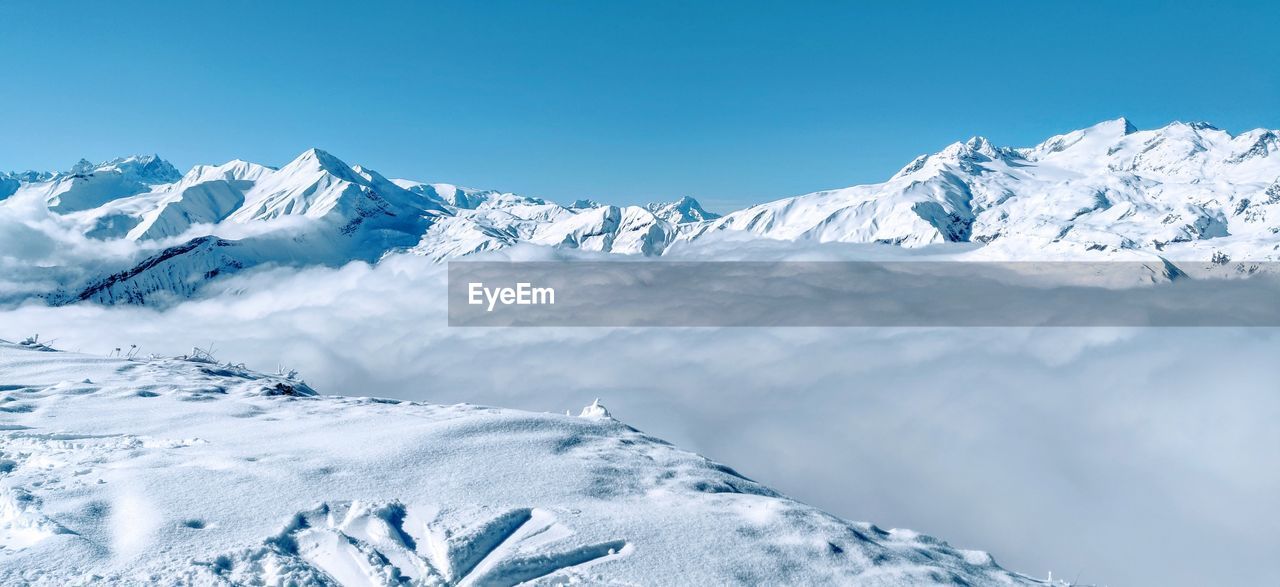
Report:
3,118,1278,304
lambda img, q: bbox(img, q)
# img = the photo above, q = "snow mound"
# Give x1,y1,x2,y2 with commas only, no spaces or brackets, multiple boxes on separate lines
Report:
0,340,1040,585
578,398,612,419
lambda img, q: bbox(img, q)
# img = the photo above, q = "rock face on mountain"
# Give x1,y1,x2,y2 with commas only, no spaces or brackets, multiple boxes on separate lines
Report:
65,236,248,305
3,118,1279,304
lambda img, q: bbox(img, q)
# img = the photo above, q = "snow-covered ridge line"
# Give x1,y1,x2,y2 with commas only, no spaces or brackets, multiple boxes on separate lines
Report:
0,339,1044,585
3,118,1280,305
687,118,1280,258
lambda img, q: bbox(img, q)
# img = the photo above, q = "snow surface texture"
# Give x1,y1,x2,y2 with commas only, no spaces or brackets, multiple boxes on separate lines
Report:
0,340,1039,586
2,118,1279,305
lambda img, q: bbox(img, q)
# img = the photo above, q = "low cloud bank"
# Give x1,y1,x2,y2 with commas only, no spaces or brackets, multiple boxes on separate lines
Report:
1,254,1277,586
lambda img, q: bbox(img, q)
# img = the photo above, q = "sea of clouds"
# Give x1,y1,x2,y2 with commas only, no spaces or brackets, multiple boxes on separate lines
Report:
1,212,1278,587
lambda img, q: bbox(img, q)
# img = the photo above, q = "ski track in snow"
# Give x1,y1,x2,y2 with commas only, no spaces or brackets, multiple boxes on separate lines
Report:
0,340,1041,586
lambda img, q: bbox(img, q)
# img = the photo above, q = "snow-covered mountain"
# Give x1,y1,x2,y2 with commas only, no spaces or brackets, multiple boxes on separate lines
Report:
11,155,181,215
1,150,715,303
4,118,1279,305
686,119,1280,260
0,339,1043,585
646,195,722,224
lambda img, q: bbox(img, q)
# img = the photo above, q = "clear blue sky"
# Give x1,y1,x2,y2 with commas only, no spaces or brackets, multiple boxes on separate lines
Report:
2,1,1277,210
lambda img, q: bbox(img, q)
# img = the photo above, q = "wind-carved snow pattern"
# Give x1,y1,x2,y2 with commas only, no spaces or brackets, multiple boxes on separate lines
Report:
198,501,630,586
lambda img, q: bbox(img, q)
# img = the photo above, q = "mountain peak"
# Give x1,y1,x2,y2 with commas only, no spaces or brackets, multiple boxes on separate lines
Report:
294,147,341,167
933,135,1005,164
569,198,602,209
1169,120,1219,132
299,147,331,158
1021,118,1138,162
70,158,96,176
965,135,995,152
0,169,55,184
1094,117,1138,135
100,154,182,185
62,154,181,184
645,195,720,223
282,148,360,181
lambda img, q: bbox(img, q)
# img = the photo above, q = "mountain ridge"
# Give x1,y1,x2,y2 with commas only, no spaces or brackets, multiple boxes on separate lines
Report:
4,118,1280,304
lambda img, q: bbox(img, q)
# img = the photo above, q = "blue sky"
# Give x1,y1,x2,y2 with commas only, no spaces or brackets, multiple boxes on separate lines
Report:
1,1,1277,210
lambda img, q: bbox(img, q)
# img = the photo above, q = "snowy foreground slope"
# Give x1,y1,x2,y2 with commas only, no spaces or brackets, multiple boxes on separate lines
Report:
0,340,1040,586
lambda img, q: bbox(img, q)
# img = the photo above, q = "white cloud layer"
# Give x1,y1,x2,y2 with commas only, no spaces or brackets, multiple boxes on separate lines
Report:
1,253,1277,587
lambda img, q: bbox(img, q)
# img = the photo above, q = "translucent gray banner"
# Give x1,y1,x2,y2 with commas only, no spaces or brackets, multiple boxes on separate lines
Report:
447,261,1280,327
